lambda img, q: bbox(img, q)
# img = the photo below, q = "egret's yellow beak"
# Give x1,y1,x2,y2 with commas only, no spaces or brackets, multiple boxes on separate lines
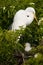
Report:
34,14,38,22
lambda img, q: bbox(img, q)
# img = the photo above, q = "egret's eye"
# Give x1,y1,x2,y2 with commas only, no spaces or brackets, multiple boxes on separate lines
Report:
27,15,29,17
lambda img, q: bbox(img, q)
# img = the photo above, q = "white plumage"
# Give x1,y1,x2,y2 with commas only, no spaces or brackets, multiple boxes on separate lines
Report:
12,7,36,31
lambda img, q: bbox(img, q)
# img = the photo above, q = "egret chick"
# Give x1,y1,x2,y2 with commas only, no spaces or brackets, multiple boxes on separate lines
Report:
25,43,32,52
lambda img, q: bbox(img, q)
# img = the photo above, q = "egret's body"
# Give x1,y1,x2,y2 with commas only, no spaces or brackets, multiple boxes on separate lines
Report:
12,10,26,30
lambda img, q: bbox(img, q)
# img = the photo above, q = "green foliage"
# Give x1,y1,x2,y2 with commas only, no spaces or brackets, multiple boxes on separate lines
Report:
20,21,43,45
0,0,43,65
0,29,24,65
24,53,43,65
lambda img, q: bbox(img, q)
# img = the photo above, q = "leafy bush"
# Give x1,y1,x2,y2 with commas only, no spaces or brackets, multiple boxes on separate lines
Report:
0,0,43,65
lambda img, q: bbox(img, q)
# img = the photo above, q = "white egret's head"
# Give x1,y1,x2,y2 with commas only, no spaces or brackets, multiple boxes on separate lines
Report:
25,7,38,22
25,7,35,14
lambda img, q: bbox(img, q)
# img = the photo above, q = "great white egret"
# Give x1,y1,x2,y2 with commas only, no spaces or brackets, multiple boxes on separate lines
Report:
11,7,37,31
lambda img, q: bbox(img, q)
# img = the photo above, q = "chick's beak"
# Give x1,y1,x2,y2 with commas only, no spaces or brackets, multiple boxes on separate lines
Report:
34,14,38,22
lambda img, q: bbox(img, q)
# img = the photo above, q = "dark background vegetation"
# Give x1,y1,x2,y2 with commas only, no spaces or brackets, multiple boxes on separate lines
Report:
0,0,43,65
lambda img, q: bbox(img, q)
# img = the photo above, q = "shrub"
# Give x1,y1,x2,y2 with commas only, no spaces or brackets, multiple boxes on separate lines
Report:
0,0,43,65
